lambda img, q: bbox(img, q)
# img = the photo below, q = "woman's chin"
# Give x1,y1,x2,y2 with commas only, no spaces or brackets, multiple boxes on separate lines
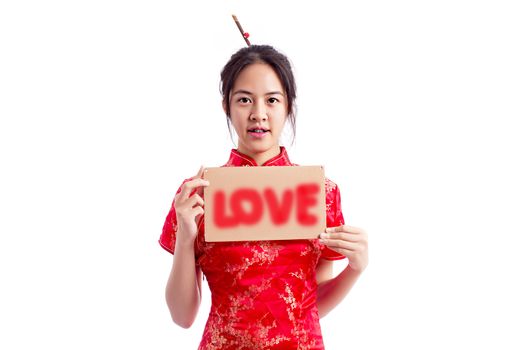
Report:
240,140,278,155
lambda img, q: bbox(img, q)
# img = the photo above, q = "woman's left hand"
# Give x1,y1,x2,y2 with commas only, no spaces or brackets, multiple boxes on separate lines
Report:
320,225,369,273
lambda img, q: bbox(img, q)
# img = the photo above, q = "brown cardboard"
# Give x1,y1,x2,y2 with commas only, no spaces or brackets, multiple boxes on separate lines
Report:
203,166,326,242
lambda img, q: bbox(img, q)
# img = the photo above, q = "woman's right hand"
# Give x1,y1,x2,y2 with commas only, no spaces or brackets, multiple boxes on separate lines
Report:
173,166,209,245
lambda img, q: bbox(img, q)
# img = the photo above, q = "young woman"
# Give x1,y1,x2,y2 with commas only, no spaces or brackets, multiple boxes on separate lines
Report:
159,44,368,349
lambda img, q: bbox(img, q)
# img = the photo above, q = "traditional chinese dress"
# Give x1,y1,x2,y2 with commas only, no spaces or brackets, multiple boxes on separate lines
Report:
159,147,346,350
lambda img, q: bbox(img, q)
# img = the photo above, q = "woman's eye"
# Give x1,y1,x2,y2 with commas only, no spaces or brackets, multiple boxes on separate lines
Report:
238,97,251,103
268,97,279,104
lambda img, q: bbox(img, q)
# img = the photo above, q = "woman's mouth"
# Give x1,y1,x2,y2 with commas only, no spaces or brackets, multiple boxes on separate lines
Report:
248,128,270,139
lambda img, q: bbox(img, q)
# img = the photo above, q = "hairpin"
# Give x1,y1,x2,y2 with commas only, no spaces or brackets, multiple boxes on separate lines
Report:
232,14,251,46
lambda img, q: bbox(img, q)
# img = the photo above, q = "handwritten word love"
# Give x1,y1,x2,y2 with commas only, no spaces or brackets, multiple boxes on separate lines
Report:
213,183,320,228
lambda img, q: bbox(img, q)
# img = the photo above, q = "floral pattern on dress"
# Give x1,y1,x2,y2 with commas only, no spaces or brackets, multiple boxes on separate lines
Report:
159,147,346,349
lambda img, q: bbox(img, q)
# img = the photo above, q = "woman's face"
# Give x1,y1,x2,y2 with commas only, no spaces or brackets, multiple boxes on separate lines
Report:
225,63,288,163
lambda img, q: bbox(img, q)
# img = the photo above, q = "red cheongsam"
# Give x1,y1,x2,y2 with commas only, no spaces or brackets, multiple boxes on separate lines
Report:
159,147,346,350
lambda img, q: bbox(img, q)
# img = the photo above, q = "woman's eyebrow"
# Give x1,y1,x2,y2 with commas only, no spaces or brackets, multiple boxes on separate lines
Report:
232,89,284,96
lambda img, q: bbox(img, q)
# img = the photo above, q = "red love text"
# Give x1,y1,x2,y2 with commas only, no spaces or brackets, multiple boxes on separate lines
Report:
213,183,320,228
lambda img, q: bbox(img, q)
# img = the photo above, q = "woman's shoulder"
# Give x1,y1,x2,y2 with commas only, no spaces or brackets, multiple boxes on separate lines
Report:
324,177,339,193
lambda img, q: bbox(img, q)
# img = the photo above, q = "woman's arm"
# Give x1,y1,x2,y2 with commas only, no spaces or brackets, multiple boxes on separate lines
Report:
316,259,363,318
315,225,368,318
165,233,202,328
164,167,209,328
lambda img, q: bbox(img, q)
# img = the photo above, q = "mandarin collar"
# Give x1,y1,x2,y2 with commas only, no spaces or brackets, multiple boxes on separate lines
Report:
225,146,293,167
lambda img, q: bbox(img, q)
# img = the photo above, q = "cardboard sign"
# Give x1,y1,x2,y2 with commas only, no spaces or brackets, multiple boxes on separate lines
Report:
203,166,325,242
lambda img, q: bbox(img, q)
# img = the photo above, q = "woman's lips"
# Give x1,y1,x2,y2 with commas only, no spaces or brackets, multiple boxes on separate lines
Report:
248,130,269,139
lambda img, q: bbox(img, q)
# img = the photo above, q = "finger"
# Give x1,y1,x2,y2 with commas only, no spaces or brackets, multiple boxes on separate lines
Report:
322,246,354,264
328,246,351,258
321,231,363,243
179,178,210,200
193,166,209,198
326,225,365,234
190,205,204,218
195,211,205,225
198,165,204,178
194,177,209,198
186,193,204,208
320,239,360,252
195,167,207,197
184,166,206,197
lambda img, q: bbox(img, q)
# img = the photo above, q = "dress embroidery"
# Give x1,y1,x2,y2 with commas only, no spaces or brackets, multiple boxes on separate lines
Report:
159,147,346,349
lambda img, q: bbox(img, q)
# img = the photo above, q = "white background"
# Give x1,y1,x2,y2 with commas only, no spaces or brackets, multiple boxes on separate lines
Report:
1,0,523,349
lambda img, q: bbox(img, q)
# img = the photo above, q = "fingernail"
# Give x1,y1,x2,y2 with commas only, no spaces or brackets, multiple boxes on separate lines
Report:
320,232,327,238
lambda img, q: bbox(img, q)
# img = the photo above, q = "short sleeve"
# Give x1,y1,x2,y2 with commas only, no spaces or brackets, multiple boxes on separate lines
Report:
158,195,178,254
320,179,347,261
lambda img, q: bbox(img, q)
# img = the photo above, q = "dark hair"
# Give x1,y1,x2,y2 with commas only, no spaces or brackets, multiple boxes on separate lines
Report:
220,44,297,143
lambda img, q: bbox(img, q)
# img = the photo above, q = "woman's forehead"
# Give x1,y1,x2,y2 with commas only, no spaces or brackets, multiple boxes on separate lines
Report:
232,63,284,93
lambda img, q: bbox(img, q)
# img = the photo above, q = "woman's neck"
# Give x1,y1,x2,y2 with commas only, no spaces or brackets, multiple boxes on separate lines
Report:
237,144,281,166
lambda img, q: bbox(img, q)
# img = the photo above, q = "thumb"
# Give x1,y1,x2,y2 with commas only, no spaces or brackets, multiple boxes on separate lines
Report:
194,165,204,179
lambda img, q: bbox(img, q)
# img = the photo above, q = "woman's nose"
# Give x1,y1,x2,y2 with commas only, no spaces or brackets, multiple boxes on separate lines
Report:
249,101,268,121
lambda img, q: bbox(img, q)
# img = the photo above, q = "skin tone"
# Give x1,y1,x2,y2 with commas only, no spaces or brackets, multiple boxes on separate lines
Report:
165,166,207,328
224,62,287,166
165,62,369,327
316,225,368,317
